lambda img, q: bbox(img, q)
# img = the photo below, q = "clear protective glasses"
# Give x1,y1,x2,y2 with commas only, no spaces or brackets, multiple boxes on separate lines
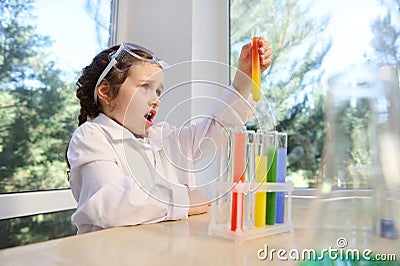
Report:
94,42,167,104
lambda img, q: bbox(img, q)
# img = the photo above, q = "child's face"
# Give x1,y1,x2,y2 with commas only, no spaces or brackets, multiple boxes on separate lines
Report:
111,63,164,137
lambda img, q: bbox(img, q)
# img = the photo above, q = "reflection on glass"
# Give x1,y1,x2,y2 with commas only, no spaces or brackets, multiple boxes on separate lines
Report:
0,210,76,249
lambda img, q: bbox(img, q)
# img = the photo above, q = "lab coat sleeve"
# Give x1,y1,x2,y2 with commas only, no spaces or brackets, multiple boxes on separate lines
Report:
177,84,256,159
148,85,255,189
71,161,169,232
68,124,188,234
212,84,256,127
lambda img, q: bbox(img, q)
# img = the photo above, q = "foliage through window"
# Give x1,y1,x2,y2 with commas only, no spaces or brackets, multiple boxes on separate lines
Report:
230,0,400,188
0,0,111,193
0,0,112,248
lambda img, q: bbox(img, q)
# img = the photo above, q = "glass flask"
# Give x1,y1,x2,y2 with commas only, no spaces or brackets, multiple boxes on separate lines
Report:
305,64,400,261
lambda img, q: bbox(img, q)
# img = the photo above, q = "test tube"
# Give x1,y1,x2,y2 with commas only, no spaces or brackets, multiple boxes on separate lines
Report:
251,25,261,102
243,130,255,229
266,131,277,225
230,126,246,232
215,127,232,226
254,131,267,227
275,132,287,224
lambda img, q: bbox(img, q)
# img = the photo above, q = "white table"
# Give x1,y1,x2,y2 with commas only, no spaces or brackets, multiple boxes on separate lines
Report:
0,197,398,266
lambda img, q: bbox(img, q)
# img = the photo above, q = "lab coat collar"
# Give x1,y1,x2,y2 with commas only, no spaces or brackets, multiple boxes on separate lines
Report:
147,122,175,152
92,113,141,142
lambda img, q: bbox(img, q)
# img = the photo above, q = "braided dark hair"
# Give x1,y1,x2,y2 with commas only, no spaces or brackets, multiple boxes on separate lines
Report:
76,45,119,126
65,43,157,173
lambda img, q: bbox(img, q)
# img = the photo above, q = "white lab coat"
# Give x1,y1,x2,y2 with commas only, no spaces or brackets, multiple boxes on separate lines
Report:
67,86,255,234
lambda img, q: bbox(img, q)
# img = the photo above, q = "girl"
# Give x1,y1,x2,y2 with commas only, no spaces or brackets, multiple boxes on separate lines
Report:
67,40,272,234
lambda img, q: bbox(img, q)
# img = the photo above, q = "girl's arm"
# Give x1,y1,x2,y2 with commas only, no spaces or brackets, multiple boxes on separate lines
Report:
68,124,189,233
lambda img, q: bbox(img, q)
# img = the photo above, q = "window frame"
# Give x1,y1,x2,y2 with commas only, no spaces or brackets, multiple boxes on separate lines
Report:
0,0,117,220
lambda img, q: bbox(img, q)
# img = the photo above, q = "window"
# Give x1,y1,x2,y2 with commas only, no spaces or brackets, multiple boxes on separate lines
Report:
230,0,400,188
0,0,113,248
0,0,112,193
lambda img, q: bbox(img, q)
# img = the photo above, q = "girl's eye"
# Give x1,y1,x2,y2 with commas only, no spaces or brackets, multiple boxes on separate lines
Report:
141,83,150,90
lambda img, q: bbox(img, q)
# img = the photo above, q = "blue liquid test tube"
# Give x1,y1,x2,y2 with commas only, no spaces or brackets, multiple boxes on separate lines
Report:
275,132,287,223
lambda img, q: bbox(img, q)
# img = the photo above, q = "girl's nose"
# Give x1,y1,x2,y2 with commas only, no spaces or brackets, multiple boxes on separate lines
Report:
152,98,160,108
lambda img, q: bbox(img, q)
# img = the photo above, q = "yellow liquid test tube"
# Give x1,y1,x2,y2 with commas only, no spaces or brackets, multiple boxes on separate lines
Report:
254,156,267,227
251,25,261,102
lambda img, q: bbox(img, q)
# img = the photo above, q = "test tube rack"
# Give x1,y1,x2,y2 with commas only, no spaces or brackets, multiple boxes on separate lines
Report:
208,181,294,242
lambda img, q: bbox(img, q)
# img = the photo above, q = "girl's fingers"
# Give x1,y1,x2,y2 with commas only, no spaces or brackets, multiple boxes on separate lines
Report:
258,38,270,50
259,47,273,65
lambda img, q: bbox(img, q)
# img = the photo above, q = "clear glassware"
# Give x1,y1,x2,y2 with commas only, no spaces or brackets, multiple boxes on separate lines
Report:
251,25,261,102
305,64,400,259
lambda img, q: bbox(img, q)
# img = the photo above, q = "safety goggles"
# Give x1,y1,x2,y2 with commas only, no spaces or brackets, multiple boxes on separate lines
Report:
94,42,166,104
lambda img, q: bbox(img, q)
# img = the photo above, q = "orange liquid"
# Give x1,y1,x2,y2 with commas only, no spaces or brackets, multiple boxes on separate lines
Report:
252,37,261,102
231,191,244,231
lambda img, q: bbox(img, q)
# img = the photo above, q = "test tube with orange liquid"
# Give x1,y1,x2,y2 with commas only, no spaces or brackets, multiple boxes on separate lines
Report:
230,126,246,232
252,25,261,102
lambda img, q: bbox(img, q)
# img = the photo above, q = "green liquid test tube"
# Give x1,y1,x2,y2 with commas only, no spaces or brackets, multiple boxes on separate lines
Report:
266,132,277,225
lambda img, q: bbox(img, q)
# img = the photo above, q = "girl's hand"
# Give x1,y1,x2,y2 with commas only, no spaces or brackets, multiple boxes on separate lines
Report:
188,189,211,216
233,38,272,97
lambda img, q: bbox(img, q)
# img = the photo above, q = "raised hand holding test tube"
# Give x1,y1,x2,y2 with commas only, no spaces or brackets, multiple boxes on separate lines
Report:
232,28,272,102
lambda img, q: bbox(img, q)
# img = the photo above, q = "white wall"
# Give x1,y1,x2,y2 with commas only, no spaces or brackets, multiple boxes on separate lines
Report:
115,0,230,192
192,0,229,116
115,0,229,123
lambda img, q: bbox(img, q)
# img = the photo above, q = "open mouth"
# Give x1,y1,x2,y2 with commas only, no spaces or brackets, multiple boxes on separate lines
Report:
144,109,156,125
